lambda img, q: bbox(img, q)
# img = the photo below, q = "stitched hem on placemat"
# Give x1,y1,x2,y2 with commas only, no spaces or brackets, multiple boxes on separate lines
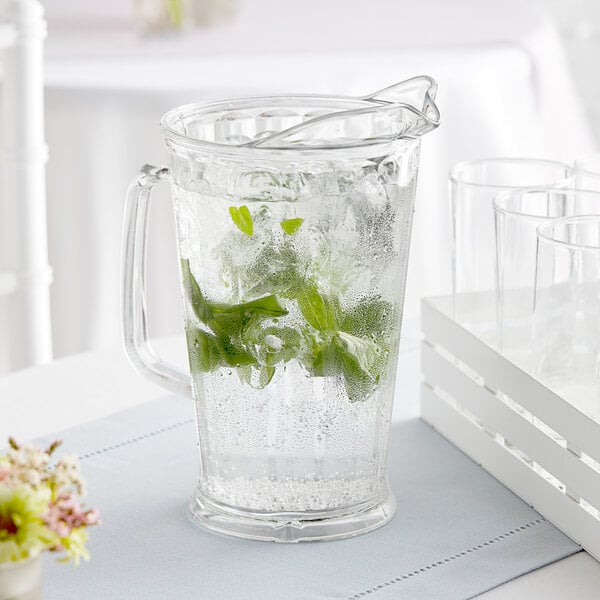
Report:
77,418,194,460
463,548,583,600
346,518,548,599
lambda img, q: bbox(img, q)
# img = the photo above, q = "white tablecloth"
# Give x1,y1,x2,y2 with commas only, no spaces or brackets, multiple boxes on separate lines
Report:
41,0,594,359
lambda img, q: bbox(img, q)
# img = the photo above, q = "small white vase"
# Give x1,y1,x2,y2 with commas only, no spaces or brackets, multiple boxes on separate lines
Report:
0,555,42,600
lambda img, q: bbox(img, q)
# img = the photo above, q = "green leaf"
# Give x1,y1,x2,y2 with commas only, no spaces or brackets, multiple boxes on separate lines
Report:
236,364,254,386
340,298,393,341
229,205,254,236
297,284,340,331
233,295,288,317
310,337,342,377
211,295,287,322
280,218,304,235
304,331,385,401
185,325,257,372
336,332,382,378
208,295,288,342
259,366,276,388
340,358,376,403
217,336,257,367
183,241,395,400
336,333,383,402
186,326,222,373
182,259,289,372
183,256,287,331
181,259,213,324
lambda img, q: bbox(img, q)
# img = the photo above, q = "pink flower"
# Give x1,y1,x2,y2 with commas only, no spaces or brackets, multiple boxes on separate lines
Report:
84,509,100,526
43,493,101,538
0,464,10,483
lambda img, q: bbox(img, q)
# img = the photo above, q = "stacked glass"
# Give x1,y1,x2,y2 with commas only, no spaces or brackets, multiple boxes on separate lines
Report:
449,159,574,345
450,153,600,424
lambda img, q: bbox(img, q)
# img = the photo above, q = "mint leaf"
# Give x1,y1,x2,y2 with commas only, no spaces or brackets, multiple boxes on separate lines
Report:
216,335,257,367
186,326,222,373
337,332,382,379
208,295,288,343
185,324,257,372
303,331,384,402
259,366,276,388
336,333,383,402
280,218,304,235
310,336,342,377
183,247,395,401
341,298,393,341
232,295,288,317
340,355,376,402
229,205,253,236
182,259,287,371
236,364,253,386
183,257,287,332
181,259,213,324
297,284,340,331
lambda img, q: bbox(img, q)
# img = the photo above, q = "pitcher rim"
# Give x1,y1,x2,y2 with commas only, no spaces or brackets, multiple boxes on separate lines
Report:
159,89,438,157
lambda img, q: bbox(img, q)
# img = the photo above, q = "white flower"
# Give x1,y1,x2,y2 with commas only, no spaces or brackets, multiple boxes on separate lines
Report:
58,455,79,471
23,469,41,487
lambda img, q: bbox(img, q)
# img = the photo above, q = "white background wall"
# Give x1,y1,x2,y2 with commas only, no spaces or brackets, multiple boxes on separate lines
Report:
539,0,600,145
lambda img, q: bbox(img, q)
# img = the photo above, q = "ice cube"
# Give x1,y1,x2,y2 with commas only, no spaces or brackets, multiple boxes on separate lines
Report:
378,152,419,187
256,109,302,134
213,111,255,143
300,171,340,199
231,169,305,202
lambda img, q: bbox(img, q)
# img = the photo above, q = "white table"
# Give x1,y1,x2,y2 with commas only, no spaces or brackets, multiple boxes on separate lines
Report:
1,329,599,598
39,0,594,362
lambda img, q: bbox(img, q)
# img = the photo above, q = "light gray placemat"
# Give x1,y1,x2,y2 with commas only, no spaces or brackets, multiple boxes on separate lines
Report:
41,395,580,599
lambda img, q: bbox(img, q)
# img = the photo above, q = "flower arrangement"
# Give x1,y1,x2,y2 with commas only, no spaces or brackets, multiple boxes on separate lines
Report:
0,438,99,566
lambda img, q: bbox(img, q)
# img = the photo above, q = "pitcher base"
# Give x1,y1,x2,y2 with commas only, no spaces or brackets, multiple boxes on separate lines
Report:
187,487,396,542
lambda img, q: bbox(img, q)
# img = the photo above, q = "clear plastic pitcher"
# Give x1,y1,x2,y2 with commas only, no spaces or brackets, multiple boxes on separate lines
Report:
122,77,439,542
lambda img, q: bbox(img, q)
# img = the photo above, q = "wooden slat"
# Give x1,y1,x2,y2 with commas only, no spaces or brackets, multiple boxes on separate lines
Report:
422,342,600,510
421,297,600,464
421,384,600,561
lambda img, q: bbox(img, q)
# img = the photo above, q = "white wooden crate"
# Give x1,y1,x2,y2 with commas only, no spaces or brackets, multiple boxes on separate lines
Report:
420,296,600,560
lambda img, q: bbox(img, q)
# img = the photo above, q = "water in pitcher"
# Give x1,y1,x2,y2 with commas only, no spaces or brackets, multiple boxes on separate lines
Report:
173,147,418,515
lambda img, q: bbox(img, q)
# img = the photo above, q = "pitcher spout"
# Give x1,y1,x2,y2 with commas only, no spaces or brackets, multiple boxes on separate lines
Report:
248,75,440,149
362,75,440,136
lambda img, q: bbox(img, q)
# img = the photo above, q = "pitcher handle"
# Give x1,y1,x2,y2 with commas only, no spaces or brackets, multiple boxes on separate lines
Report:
121,164,192,397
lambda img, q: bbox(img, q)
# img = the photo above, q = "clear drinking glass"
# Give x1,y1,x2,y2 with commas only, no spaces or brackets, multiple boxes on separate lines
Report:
493,189,600,369
121,78,440,542
575,153,600,191
533,215,600,423
450,158,574,344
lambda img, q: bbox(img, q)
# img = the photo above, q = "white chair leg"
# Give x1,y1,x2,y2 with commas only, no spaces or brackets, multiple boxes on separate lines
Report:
0,0,52,372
